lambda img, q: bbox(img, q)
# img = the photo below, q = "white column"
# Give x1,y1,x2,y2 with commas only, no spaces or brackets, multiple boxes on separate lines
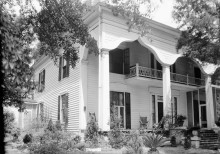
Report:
205,75,215,128
98,49,110,131
162,65,172,116
79,59,88,131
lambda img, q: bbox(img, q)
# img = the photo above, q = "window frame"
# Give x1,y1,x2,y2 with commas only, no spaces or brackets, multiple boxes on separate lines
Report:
38,69,45,92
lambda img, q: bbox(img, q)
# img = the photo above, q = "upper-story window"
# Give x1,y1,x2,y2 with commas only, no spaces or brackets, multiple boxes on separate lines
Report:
110,48,130,75
38,69,45,92
58,54,70,81
150,53,162,71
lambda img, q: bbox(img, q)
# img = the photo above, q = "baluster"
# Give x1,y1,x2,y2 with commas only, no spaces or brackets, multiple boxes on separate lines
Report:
136,63,139,77
187,74,188,85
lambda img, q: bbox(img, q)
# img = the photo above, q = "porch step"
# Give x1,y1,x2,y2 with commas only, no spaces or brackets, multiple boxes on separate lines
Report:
199,129,219,150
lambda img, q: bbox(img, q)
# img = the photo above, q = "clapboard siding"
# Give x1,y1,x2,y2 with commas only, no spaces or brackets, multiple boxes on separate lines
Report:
87,53,99,118
34,58,80,132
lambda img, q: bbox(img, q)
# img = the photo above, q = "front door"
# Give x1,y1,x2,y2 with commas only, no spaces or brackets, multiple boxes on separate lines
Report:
200,104,207,128
157,101,163,122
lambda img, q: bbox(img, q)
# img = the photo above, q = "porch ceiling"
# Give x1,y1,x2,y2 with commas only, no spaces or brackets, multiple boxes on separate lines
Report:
125,77,199,92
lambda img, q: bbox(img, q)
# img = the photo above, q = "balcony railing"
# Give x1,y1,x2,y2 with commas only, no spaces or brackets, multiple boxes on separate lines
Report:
126,63,205,86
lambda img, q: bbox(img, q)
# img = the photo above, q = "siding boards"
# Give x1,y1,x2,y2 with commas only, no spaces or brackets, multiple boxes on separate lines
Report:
87,53,99,118
34,58,80,132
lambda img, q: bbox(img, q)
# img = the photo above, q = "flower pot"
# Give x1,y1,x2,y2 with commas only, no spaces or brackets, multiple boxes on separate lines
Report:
192,130,198,136
148,149,160,154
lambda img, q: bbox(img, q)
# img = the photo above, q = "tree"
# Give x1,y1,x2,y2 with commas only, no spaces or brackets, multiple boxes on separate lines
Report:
173,0,220,64
1,0,36,110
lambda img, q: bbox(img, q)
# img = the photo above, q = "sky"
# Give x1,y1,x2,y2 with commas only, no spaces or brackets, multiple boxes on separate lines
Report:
151,0,178,28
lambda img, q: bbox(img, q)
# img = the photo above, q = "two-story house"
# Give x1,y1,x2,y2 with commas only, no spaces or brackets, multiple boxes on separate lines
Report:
19,2,220,133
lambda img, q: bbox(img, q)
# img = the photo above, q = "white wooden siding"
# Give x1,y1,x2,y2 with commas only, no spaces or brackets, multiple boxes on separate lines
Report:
34,58,80,132
87,53,99,119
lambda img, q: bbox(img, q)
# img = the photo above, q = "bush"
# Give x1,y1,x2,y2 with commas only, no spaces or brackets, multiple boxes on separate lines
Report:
143,133,168,152
123,130,143,154
4,109,15,134
46,119,56,132
23,133,33,144
84,113,99,147
184,135,191,149
170,136,176,147
11,127,21,141
31,143,67,154
55,120,62,131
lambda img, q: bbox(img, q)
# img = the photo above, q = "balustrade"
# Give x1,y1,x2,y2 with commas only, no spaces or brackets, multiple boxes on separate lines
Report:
126,63,205,86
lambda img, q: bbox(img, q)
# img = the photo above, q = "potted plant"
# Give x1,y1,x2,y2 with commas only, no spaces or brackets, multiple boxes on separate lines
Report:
176,115,187,127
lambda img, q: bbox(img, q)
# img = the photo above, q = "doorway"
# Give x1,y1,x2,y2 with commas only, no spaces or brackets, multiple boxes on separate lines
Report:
200,103,207,128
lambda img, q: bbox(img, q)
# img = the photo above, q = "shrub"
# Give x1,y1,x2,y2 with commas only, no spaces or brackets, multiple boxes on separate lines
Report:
123,130,143,154
55,120,62,131
46,119,56,132
184,135,191,149
4,109,15,134
23,133,33,144
84,112,99,147
31,143,67,154
143,133,168,152
11,127,21,141
170,136,176,147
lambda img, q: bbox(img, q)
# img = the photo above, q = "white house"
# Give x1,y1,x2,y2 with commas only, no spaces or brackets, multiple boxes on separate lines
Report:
20,3,220,133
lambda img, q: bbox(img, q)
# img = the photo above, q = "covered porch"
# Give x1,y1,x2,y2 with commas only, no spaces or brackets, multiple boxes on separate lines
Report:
98,37,216,131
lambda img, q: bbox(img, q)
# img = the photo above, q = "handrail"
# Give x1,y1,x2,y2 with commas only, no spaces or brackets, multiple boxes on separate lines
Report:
126,63,205,86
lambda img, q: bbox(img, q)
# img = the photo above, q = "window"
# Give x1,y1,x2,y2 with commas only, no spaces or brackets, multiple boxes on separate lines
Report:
58,94,69,126
58,54,70,81
37,103,44,121
110,91,131,129
171,97,178,124
110,48,130,75
38,69,45,92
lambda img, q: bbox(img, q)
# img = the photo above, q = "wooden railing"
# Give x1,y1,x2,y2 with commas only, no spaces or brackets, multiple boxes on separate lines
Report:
126,63,205,86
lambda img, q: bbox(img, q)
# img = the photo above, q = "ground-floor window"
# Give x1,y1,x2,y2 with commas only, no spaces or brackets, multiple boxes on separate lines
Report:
58,93,69,126
152,94,178,124
110,91,131,129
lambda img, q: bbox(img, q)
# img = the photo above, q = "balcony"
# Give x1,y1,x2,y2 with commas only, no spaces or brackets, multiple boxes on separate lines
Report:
126,64,205,86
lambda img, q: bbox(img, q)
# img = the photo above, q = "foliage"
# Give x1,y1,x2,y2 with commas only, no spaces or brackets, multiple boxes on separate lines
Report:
175,115,186,127
4,109,15,134
23,133,33,144
11,127,21,141
46,119,56,132
173,0,220,64
123,130,143,154
55,120,62,131
143,133,167,152
84,112,99,147
30,143,67,154
33,0,98,67
184,135,191,150
1,0,37,109
108,106,126,149
215,117,220,127
170,136,176,147
105,0,154,36
28,120,83,153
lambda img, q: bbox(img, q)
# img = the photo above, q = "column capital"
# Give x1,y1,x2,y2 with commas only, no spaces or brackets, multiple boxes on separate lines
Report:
162,64,171,69
101,48,110,55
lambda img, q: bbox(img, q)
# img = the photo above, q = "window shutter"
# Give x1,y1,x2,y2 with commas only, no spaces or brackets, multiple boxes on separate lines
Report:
66,52,70,77
65,93,69,127
125,92,131,129
38,73,40,92
123,48,130,74
42,69,45,91
58,57,62,81
58,96,60,120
